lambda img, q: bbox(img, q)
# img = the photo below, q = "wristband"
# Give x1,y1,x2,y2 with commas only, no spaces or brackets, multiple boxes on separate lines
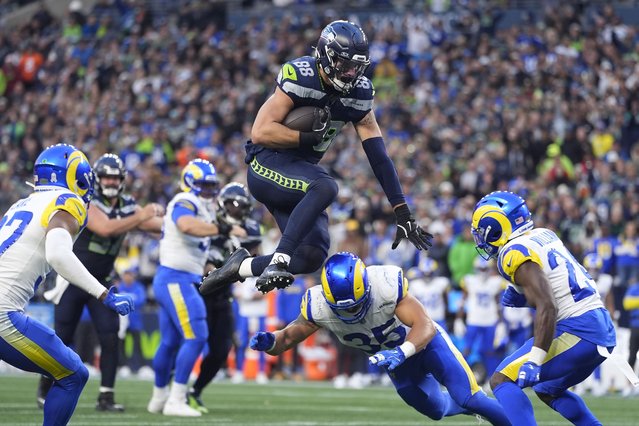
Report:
399,341,416,358
267,333,277,352
394,204,412,222
528,346,547,365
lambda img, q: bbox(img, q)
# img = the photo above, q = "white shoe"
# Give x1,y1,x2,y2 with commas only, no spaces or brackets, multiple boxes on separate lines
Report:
162,398,202,417
348,373,364,389
333,374,348,389
147,395,168,414
231,372,245,384
255,372,269,385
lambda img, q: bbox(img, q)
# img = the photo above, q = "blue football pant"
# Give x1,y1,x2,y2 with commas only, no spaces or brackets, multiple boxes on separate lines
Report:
0,311,88,426
389,329,510,425
465,324,500,378
494,331,612,425
152,266,208,387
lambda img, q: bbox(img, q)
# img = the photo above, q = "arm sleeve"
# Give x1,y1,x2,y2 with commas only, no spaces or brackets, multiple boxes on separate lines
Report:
362,137,406,206
45,227,106,299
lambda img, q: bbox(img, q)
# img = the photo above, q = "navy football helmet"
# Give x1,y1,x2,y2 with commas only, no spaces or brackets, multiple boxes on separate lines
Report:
34,144,95,203
315,20,370,94
218,182,252,224
94,153,126,199
321,252,371,324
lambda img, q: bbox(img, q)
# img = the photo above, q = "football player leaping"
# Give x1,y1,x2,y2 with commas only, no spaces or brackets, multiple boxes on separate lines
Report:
250,252,511,425
200,20,431,297
0,144,134,426
471,191,618,425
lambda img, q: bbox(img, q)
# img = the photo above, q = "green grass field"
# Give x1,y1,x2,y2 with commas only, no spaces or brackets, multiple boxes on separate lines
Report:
0,374,637,425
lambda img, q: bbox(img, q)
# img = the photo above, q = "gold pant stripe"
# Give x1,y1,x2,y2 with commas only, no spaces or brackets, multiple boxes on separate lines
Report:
500,332,581,382
0,314,73,380
168,284,195,339
250,158,309,192
437,325,481,395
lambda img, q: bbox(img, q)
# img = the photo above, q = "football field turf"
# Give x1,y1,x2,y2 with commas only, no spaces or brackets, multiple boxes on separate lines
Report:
0,375,637,425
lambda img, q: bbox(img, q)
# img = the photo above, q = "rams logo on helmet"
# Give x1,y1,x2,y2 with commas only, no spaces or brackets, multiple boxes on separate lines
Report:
471,191,533,260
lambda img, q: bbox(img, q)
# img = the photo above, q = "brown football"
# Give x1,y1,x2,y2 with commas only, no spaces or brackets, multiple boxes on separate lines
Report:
282,106,320,131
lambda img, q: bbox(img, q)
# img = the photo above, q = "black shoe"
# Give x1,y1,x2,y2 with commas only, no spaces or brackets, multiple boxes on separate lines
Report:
36,375,53,409
199,248,250,296
96,391,125,412
256,262,294,293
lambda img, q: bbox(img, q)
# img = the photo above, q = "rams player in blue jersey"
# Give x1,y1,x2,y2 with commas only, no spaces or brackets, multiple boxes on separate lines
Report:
147,159,246,417
251,252,511,425
0,144,134,426
471,191,617,425
200,20,431,296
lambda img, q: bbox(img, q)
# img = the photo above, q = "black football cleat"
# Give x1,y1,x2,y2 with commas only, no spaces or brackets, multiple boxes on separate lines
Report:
96,391,125,412
255,262,294,294
199,247,250,296
36,375,53,409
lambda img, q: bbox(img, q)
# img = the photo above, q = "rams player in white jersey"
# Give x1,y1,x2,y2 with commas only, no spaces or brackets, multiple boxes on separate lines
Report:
471,191,616,426
147,159,246,417
0,144,134,426
250,252,510,425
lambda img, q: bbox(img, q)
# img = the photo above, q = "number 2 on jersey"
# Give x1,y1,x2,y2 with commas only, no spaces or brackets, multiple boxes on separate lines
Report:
547,248,597,302
0,211,34,256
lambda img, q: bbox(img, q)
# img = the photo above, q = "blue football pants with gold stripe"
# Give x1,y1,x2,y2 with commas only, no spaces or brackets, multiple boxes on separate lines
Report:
0,311,88,426
247,149,333,275
152,266,208,387
494,331,612,425
389,329,511,425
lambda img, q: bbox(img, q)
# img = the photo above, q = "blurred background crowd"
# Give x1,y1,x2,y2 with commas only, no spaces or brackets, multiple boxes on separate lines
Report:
1,0,638,391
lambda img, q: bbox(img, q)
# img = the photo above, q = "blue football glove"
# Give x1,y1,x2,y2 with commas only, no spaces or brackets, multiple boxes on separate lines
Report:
368,347,406,371
517,361,541,388
250,332,275,352
102,287,134,316
502,286,528,308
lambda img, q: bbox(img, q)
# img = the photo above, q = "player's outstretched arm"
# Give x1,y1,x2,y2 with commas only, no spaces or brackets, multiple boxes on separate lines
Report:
45,210,134,316
514,260,557,387
250,314,320,356
88,202,163,237
355,112,432,251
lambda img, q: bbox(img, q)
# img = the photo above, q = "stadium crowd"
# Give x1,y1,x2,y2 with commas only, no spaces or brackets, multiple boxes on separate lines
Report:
1,0,638,386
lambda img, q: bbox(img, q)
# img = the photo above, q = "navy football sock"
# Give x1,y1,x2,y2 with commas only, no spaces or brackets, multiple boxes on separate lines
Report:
550,390,602,425
493,382,536,426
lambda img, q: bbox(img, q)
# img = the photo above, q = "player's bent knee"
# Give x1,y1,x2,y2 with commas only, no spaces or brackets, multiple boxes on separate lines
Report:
309,177,338,202
535,391,555,407
489,371,509,391
59,363,89,391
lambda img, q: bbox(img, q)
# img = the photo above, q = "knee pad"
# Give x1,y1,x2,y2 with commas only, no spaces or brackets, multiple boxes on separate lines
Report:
308,177,338,204
289,245,328,274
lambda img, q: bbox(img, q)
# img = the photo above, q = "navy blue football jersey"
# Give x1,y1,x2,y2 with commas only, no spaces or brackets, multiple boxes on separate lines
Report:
275,56,375,163
74,194,137,282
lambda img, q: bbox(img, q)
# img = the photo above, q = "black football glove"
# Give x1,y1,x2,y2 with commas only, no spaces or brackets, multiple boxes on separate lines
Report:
392,204,433,251
299,106,331,147
216,216,232,236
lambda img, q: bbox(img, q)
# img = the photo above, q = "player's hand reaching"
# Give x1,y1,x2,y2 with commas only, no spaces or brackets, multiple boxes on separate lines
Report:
250,332,276,352
392,204,433,251
502,286,528,308
102,287,134,316
369,347,406,371
517,361,541,388
299,106,331,147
